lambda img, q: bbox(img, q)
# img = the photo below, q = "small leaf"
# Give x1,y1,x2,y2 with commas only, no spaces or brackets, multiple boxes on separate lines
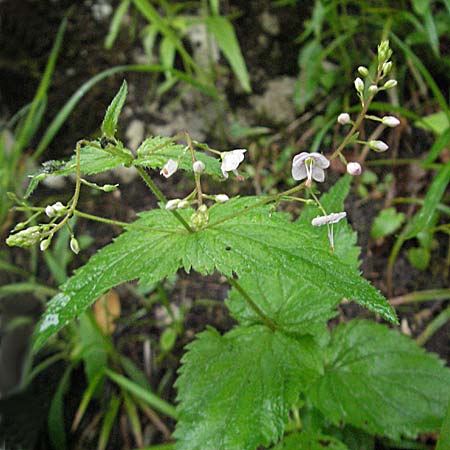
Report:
370,207,406,239
206,16,251,93
415,111,450,135
308,320,450,439
105,0,130,49
174,326,323,450
101,80,128,139
274,431,348,449
436,400,450,450
135,136,223,178
407,246,430,271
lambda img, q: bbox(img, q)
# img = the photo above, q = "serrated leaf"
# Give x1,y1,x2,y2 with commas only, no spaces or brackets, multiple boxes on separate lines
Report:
25,144,132,197
101,80,127,139
174,326,322,450
298,175,360,269
33,198,397,350
308,320,450,440
135,136,222,178
227,271,339,335
274,431,348,449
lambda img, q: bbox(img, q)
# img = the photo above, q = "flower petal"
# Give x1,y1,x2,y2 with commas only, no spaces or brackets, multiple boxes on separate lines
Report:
292,163,307,180
312,166,325,182
292,152,310,165
311,153,330,168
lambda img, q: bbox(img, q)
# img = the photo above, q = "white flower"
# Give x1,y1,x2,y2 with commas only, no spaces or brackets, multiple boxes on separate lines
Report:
165,199,181,210
346,162,362,176
368,140,389,152
215,194,229,203
311,212,347,227
291,152,330,187
193,160,205,173
45,201,65,218
221,149,246,178
160,159,178,178
354,77,364,93
337,113,350,125
382,116,400,127
311,211,347,250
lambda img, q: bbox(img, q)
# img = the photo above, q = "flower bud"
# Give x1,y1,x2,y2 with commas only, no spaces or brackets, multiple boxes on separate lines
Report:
70,236,80,255
382,61,392,76
346,162,362,176
368,85,378,96
215,194,230,203
190,205,209,230
357,66,369,77
377,40,392,64
177,200,190,209
40,237,52,251
6,226,41,248
45,201,66,218
354,77,364,93
383,79,397,89
368,140,389,152
337,113,350,125
382,116,400,127
165,199,180,210
193,160,205,174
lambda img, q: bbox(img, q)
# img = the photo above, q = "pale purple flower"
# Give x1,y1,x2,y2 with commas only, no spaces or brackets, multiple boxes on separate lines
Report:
193,160,205,173
311,211,347,250
337,113,350,125
368,140,389,152
160,159,178,178
346,162,362,176
221,149,246,178
292,152,330,187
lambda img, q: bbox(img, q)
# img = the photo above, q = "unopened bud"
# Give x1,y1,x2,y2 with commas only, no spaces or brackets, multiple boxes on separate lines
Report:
102,184,118,192
193,160,205,174
368,140,389,152
383,79,397,89
190,205,209,230
40,237,52,252
70,236,80,255
368,85,378,96
337,113,350,125
382,116,400,127
378,40,392,64
45,201,66,218
165,199,180,210
346,162,362,176
358,66,369,77
382,61,392,76
215,194,230,203
6,226,41,248
177,200,190,209
354,77,364,93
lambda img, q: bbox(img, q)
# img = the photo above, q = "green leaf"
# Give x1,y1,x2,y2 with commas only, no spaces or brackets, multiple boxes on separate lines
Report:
97,394,121,450
33,198,396,350
407,246,430,271
436,400,450,450
26,143,132,197
205,16,251,93
174,326,322,450
274,431,348,450
298,175,360,269
135,136,222,177
308,320,450,440
370,207,406,239
415,111,450,135
48,366,72,450
404,161,450,239
101,80,128,139
105,0,130,50
78,313,108,390
227,271,339,336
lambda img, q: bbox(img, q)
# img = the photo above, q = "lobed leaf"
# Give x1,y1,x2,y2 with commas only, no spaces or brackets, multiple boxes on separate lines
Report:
101,80,127,139
135,136,223,178
308,320,450,440
33,198,397,350
174,326,322,450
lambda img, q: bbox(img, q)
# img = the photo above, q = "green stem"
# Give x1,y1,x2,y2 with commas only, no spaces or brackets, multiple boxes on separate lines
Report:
228,278,277,331
416,305,450,347
135,166,192,232
389,289,450,306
